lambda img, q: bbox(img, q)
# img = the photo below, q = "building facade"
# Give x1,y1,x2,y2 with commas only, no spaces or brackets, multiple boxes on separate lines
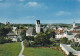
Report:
36,20,40,33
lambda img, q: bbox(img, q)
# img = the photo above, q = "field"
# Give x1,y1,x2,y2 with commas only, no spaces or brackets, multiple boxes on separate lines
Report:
0,42,21,56
23,47,65,56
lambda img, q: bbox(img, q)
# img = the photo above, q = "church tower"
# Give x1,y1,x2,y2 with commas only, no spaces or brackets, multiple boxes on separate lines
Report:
36,20,40,33
73,21,76,28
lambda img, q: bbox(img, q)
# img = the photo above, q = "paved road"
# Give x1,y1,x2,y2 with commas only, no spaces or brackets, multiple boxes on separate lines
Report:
19,41,24,56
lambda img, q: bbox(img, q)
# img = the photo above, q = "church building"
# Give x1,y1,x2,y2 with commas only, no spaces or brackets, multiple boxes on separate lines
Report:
36,20,40,33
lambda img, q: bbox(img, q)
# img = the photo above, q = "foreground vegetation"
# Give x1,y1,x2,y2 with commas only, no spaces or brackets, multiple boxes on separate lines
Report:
0,42,21,56
23,47,65,56
72,47,80,51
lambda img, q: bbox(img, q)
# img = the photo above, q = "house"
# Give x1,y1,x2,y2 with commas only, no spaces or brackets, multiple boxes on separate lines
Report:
60,44,80,56
17,29,24,36
12,26,17,35
74,26,80,31
26,27,36,36
74,34,80,44
7,31,22,42
6,21,10,25
55,31,75,40
7,32,18,42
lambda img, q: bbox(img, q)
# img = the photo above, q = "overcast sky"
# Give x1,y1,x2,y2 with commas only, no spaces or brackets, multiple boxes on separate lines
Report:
0,0,80,24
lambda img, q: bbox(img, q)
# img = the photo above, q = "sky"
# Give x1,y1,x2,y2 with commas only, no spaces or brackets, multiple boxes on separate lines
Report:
0,0,80,24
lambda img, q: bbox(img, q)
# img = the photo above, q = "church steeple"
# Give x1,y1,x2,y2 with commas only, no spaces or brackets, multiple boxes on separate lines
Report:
36,20,40,33
73,21,76,28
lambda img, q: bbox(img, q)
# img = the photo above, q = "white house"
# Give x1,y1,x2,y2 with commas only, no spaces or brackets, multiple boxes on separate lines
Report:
7,32,18,42
56,31,76,40
74,34,80,44
60,44,80,56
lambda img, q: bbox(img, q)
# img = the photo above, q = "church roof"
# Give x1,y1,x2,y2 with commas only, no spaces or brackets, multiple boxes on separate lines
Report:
26,27,36,35
26,27,33,34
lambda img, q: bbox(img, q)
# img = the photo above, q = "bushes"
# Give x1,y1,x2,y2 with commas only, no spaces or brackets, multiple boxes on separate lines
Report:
34,32,51,46
0,37,4,44
0,37,12,44
60,37,71,44
26,36,34,41
49,37,54,42
17,38,21,42
23,40,30,47
29,41,35,46
68,52,74,56
20,30,26,41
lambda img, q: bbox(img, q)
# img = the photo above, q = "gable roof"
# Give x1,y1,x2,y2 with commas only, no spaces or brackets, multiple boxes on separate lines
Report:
26,27,33,34
7,32,17,36
74,34,80,38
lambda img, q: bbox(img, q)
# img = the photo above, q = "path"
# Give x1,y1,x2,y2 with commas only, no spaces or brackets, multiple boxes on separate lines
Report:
19,41,24,56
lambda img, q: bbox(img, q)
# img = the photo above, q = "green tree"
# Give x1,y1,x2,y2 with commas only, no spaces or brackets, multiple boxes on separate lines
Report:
34,32,51,46
45,28,55,38
0,26,11,37
60,37,68,44
0,37,4,44
20,30,26,41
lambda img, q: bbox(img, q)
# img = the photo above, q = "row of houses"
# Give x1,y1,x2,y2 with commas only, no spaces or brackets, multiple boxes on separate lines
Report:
7,20,80,43
7,20,41,41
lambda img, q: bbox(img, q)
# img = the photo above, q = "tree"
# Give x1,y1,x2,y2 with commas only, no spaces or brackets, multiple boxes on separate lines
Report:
60,37,68,44
0,37,4,44
34,32,51,46
0,26,11,37
68,52,74,56
20,30,26,41
67,40,71,44
45,28,55,38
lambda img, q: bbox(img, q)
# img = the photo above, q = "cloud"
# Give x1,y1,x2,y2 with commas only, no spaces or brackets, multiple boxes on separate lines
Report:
23,1,48,9
56,11,71,16
77,0,80,2
19,0,25,2
0,0,3,1
0,1,48,10
27,2,38,7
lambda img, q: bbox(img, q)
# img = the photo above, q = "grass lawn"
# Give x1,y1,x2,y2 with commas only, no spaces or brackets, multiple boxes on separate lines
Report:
23,47,65,56
0,42,21,56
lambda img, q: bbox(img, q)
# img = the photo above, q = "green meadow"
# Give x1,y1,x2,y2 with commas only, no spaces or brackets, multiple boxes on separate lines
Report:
0,42,21,56
23,47,65,56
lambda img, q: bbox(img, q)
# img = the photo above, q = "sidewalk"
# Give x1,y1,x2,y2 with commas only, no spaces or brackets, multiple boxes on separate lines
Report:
19,41,24,56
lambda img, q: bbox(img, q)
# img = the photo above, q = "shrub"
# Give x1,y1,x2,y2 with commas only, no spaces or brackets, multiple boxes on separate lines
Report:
67,40,71,44
17,38,21,42
7,38,12,43
23,40,30,47
29,41,35,46
49,37,54,42
0,37,4,44
68,52,74,56
60,37,68,44
0,37,12,44
26,36,34,41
